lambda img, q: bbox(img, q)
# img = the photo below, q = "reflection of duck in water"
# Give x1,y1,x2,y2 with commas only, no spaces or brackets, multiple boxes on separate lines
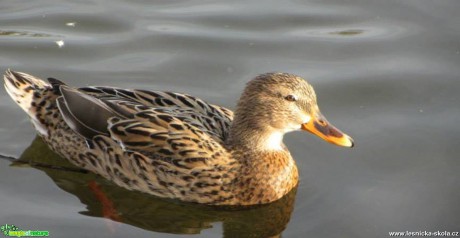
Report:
15,136,297,237
4,70,353,206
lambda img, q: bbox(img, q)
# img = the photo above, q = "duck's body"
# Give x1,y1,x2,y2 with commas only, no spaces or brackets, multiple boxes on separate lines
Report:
4,70,352,205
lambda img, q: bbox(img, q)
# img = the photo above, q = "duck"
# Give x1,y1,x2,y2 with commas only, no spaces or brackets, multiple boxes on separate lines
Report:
4,70,353,206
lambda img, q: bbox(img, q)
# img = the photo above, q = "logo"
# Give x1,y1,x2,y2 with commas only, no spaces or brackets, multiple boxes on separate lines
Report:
1,224,49,237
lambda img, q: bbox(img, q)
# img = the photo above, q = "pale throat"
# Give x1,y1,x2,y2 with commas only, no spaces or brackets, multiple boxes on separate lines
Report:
262,131,285,151
260,115,311,151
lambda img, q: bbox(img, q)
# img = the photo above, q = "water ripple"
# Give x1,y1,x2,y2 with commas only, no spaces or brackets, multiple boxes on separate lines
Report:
0,30,55,38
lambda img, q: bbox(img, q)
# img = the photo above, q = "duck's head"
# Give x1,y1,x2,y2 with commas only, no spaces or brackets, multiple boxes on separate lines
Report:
229,73,354,150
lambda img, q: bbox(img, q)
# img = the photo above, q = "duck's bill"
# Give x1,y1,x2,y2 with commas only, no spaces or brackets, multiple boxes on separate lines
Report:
301,112,354,148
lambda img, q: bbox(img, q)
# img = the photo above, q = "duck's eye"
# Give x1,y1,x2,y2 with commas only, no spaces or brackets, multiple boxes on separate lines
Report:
284,95,297,102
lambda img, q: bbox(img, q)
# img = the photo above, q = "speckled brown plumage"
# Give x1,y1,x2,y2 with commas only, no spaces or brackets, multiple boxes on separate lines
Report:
4,70,353,205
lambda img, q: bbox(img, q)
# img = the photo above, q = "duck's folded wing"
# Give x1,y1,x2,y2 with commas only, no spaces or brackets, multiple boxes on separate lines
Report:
57,85,231,161
79,86,233,139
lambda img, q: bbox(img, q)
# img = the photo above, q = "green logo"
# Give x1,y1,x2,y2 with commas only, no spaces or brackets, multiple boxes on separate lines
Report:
1,224,49,237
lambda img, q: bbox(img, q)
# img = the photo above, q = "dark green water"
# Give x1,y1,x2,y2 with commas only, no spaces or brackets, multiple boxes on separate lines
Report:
1,0,459,237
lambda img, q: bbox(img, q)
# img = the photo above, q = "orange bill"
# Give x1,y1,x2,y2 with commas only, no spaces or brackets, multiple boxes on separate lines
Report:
301,112,354,147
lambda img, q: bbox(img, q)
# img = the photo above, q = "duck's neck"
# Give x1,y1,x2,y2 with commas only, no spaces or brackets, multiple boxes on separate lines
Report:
226,118,299,205
226,121,286,152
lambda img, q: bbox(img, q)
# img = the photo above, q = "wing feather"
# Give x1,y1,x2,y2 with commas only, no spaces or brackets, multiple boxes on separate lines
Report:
79,86,233,140
64,86,234,167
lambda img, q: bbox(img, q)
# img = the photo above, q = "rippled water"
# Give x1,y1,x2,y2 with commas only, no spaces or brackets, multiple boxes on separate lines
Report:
1,0,459,237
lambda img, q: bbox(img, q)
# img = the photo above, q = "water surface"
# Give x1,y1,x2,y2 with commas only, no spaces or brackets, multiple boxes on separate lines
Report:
1,0,459,237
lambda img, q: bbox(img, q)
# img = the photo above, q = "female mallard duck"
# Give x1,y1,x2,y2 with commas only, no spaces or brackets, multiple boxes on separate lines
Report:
4,70,353,205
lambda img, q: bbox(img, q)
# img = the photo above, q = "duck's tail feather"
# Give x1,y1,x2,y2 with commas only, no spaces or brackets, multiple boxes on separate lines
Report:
4,69,50,113
3,69,58,136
